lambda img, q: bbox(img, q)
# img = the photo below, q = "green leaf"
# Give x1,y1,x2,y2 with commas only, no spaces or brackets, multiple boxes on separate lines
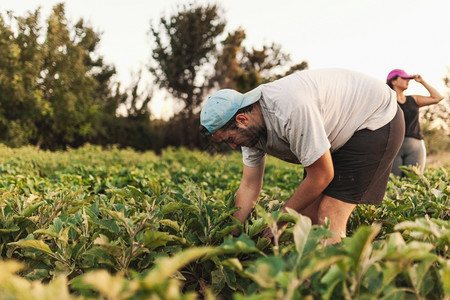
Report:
286,208,311,259
0,225,20,233
142,247,214,288
244,256,285,288
300,253,346,280
256,237,271,250
221,258,244,272
82,247,117,267
127,185,146,198
442,259,450,298
71,241,86,260
161,202,189,215
384,241,435,260
80,270,126,299
208,235,261,258
408,257,436,293
321,265,345,299
9,240,53,256
99,219,121,234
148,179,162,196
223,266,238,291
143,230,175,249
90,201,100,216
159,219,180,231
211,269,225,295
248,218,266,238
380,261,404,289
23,200,45,217
34,229,59,238
100,208,129,227
343,224,380,271
395,217,448,240
24,268,50,281
53,217,64,234
213,223,240,240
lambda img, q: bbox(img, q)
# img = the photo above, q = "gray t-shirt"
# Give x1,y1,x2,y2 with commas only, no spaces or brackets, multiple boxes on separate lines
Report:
242,68,397,167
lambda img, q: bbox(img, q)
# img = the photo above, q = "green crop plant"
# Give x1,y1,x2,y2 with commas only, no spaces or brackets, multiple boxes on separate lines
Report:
0,145,448,299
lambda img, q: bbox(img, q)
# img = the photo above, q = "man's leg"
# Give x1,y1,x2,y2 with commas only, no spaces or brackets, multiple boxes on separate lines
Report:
297,195,322,224
317,195,356,244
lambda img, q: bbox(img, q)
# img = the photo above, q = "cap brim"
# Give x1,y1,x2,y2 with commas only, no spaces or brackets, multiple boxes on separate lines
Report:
241,86,262,107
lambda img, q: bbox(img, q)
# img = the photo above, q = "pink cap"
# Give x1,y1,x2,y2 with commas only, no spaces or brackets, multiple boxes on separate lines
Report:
386,69,414,81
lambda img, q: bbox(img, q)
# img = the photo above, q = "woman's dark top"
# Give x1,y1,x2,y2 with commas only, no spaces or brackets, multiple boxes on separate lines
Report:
399,95,423,139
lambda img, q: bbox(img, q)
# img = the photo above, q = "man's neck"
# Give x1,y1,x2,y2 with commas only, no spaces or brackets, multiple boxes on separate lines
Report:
252,102,267,139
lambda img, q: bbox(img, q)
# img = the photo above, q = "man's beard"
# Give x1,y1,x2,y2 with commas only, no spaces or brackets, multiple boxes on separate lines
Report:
237,124,266,147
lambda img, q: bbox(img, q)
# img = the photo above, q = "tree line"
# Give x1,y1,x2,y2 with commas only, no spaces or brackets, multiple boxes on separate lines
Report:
0,3,307,152
1,3,448,153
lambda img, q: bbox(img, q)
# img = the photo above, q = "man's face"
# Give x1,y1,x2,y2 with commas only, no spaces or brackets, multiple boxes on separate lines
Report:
211,125,262,149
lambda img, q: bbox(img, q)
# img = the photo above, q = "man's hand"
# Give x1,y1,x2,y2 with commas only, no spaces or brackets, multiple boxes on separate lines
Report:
231,227,241,237
232,162,265,233
262,221,288,239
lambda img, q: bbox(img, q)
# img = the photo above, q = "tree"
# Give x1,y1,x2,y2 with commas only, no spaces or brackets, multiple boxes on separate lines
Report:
36,4,93,148
208,29,246,90
0,4,160,151
0,10,46,147
33,3,117,149
149,3,226,146
0,4,122,149
149,3,309,149
96,73,159,151
210,29,308,93
421,68,450,154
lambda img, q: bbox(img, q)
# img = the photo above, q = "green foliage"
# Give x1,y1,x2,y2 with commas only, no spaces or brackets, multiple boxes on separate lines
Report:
149,3,226,148
210,29,309,93
0,146,449,299
0,5,114,149
148,3,310,149
0,5,158,151
421,99,450,155
0,10,43,147
0,3,312,151
349,167,450,237
150,3,225,109
421,70,450,155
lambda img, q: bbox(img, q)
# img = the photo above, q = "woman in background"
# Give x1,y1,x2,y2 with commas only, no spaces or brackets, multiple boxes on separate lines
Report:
386,69,444,177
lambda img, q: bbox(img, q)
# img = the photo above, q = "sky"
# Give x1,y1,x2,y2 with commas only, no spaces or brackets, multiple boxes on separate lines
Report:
2,0,450,119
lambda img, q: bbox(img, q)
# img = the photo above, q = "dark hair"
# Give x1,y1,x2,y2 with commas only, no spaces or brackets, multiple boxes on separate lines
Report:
199,103,256,136
199,125,210,136
386,75,399,89
222,103,255,131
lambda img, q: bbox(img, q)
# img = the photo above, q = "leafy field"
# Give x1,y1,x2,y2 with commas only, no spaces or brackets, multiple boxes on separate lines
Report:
0,145,449,300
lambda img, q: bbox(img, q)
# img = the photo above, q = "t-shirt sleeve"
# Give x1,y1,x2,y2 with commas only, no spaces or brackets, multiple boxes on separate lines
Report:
242,146,266,167
287,103,330,167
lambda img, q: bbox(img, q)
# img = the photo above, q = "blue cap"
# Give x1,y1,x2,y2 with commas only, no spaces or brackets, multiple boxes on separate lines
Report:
200,87,261,135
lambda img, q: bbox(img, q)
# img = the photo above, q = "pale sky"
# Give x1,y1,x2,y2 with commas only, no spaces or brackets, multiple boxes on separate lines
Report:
2,0,450,119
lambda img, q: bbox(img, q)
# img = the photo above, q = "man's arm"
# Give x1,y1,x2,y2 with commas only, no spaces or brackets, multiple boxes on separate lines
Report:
233,160,265,223
282,150,334,213
262,150,333,239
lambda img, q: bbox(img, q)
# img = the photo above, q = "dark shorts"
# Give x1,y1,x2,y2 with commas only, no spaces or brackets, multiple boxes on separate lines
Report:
320,105,405,205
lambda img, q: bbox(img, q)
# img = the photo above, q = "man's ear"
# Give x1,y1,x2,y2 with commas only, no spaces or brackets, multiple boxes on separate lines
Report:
235,113,249,126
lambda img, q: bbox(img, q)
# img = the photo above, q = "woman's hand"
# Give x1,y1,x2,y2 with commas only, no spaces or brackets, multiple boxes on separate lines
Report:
413,74,424,83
